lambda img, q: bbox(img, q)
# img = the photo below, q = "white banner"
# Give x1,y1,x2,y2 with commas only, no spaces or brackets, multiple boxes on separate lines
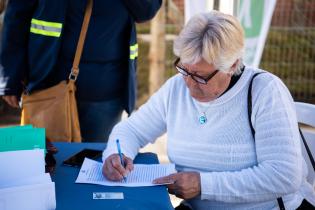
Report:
184,0,277,68
237,0,277,67
184,0,214,24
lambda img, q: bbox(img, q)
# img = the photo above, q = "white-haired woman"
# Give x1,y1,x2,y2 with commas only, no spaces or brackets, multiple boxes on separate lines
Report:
102,11,315,210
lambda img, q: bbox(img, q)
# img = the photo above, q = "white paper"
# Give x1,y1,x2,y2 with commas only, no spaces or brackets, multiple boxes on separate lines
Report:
0,149,45,188
0,181,56,210
1,173,52,189
76,158,176,187
0,149,55,210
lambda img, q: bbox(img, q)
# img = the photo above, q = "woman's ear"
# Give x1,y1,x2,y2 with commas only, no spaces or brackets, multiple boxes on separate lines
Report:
231,59,239,69
228,59,240,75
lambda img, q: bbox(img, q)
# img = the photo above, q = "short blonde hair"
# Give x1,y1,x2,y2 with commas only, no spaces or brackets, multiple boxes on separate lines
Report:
173,11,244,75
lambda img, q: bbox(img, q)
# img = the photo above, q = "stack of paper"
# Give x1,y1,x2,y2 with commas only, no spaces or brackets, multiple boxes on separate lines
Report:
0,125,56,210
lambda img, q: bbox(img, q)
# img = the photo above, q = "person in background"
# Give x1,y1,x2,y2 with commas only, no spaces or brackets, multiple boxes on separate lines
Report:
102,11,315,210
0,0,161,142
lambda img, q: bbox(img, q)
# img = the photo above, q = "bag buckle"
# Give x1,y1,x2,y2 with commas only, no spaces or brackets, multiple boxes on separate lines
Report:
69,72,78,81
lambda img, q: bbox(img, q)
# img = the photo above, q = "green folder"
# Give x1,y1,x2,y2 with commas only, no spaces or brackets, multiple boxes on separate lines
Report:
0,125,46,152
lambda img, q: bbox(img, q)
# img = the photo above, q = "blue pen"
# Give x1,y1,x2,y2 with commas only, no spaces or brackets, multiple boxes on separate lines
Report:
116,139,127,182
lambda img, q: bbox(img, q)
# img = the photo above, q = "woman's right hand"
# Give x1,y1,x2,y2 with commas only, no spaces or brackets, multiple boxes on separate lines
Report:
2,95,20,108
102,154,134,181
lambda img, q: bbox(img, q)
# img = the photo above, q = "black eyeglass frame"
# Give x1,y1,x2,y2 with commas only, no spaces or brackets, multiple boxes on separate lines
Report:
174,58,219,84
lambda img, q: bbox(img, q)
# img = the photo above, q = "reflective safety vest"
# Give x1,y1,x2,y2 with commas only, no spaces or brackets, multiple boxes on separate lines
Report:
30,18,138,61
0,0,161,114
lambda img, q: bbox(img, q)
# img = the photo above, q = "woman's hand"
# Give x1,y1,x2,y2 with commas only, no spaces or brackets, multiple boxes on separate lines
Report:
102,154,134,181
153,172,201,199
2,95,19,108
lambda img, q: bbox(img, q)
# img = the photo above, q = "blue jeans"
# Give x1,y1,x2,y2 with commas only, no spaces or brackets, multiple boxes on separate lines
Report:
77,98,124,142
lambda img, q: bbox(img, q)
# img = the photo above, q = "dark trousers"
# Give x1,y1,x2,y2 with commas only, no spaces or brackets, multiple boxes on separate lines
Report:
77,97,124,142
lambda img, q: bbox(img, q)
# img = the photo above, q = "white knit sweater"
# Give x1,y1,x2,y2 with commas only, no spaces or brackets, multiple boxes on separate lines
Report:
103,67,315,210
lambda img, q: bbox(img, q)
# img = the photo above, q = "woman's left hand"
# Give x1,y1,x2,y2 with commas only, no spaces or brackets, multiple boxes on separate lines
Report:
153,172,201,199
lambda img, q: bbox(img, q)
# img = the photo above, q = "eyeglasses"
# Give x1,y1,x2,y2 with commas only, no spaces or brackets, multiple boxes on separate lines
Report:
174,58,219,84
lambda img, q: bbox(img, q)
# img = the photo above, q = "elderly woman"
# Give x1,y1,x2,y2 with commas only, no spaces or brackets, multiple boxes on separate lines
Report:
102,11,315,210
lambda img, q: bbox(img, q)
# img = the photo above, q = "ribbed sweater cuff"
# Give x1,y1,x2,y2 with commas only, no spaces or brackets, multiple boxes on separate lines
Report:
200,172,217,200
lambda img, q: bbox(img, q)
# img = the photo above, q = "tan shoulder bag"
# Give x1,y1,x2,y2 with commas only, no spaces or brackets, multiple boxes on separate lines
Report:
21,0,93,142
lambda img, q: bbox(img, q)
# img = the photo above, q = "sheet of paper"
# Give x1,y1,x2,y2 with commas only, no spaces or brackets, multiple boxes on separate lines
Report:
76,158,176,187
0,181,56,210
0,173,52,189
0,149,45,188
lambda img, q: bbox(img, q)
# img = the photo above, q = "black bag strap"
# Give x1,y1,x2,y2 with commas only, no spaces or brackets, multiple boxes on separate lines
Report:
247,72,264,137
248,72,315,210
299,128,315,171
247,72,285,210
248,73,315,170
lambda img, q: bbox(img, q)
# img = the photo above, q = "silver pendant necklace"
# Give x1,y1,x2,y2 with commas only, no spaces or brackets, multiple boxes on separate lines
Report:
195,101,212,125
198,112,207,124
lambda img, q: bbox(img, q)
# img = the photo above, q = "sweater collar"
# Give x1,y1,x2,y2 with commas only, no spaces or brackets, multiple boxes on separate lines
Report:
193,66,253,106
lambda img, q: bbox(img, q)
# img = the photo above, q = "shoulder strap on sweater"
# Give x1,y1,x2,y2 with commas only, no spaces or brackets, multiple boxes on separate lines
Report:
248,72,315,172
247,72,265,138
247,72,286,210
247,71,315,209
299,128,315,171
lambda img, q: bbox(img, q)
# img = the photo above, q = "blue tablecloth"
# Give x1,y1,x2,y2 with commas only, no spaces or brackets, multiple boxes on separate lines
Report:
51,143,174,210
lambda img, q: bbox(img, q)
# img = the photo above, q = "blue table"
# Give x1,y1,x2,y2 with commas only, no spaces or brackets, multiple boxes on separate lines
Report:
51,143,174,210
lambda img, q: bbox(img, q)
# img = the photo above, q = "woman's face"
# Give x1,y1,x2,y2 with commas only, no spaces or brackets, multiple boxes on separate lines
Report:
179,59,232,102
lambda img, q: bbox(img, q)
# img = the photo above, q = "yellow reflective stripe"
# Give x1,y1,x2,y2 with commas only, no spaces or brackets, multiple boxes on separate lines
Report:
31,18,62,29
130,44,138,60
130,44,138,51
30,18,62,37
30,27,61,37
